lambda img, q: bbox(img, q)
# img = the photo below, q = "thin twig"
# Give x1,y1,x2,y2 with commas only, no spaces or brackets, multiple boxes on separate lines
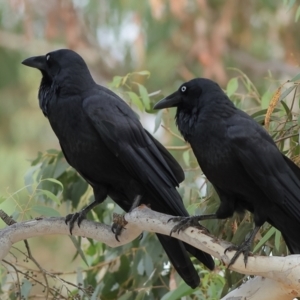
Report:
183,166,201,171
2,259,21,299
165,145,191,151
274,133,299,143
160,124,186,142
3,259,63,299
0,209,50,299
24,240,50,299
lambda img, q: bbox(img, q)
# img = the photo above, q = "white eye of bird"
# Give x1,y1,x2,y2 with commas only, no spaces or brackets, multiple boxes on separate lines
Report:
46,54,50,61
181,86,187,92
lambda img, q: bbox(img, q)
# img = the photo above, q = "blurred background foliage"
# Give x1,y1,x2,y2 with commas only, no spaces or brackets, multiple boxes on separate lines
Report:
1,0,300,299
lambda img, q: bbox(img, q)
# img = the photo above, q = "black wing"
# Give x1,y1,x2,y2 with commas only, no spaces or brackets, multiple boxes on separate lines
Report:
82,91,186,215
227,113,300,221
145,130,185,184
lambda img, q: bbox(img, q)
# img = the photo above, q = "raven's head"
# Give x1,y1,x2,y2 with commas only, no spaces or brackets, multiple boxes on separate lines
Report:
22,49,94,116
154,78,223,111
154,78,232,140
22,49,91,80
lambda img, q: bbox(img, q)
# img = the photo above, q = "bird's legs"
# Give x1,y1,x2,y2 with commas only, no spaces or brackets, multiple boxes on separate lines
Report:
225,225,260,268
169,214,217,235
170,213,260,267
111,195,142,241
65,200,100,235
65,186,107,235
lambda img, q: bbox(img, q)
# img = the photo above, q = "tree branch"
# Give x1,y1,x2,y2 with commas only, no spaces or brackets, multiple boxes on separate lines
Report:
0,205,299,299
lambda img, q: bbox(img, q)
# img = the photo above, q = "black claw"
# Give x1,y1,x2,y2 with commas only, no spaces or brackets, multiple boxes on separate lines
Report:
115,233,120,242
111,223,125,241
169,216,208,236
224,242,252,268
168,216,183,223
77,214,85,227
111,222,123,241
65,214,73,225
64,211,87,235
112,213,128,241
111,223,118,234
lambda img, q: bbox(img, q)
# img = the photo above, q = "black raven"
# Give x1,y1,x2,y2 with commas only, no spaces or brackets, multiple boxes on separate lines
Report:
22,50,214,288
154,78,300,267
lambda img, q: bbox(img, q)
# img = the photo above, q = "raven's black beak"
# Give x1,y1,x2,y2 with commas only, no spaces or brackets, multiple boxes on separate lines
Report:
22,55,46,71
154,91,182,109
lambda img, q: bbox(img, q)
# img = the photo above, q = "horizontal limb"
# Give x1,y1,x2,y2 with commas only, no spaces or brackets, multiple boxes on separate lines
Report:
0,206,299,299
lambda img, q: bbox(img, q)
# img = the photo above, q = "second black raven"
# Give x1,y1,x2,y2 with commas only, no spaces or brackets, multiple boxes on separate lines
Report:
21,50,214,288
154,78,300,267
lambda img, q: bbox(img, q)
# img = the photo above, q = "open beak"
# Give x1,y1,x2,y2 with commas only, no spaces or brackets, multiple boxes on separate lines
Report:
154,91,182,109
22,55,46,71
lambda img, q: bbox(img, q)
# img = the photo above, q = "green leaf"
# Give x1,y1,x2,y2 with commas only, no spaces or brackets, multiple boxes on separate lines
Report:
102,271,119,297
46,149,60,155
127,91,144,111
144,252,153,277
136,70,150,77
86,243,97,256
183,150,190,167
121,74,130,85
31,151,43,165
69,235,89,266
274,229,281,251
36,189,61,205
90,283,103,300
53,160,69,178
226,78,238,97
161,282,194,300
137,83,151,110
41,178,64,191
132,249,144,276
110,76,123,88
24,163,42,194
186,203,199,215
137,257,145,275
279,85,296,101
32,205,60,217
290,72,300,82
251,108,280,120
253,227,276,253
261,90,272,109
69,176,89,209
231,222,253,245
114,255,130,283
118,292,134,300
148,90,161,97
281,100,292,116
21,279,32,298
153,110,163,133
135,290,147,300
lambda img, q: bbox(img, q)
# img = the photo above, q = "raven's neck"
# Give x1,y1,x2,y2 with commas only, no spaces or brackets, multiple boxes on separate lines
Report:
38,75,59,117
175,99,236,142
175,106,200,141
38,70,95,117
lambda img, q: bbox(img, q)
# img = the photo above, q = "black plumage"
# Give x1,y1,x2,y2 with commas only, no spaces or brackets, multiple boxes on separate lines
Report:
154,78,300,266
22,50,214,288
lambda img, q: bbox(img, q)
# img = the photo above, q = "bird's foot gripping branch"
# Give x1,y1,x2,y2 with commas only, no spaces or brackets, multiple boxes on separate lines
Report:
112,212,128,241
1,206,300,300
